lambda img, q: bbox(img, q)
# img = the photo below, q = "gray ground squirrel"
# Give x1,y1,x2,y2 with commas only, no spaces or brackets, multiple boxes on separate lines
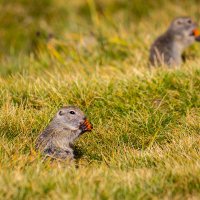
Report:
35,106,93,160
149,16,200,67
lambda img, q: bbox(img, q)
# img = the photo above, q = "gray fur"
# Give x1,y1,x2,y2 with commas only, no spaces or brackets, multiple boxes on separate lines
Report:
35,106,92,160
149,17,198,67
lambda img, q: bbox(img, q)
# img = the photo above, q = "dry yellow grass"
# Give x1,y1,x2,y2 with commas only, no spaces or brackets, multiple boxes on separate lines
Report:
0,0,200,199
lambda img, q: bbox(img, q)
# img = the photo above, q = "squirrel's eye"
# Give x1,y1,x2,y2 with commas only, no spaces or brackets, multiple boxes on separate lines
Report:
187,20,192,24
69,111,75,115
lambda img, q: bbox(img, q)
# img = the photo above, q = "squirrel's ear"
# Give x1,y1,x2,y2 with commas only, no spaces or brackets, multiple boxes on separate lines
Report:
58,110,65,116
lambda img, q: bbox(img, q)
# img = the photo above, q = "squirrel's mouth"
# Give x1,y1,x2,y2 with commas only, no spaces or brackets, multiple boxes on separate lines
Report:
191,28,200,41
79,119,93,133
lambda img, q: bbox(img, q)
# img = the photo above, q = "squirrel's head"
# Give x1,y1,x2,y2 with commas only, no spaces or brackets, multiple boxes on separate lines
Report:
168,17,200,46
52,106,93,133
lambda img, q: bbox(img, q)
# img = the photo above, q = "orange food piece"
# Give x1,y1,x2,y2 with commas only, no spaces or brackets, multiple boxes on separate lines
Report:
84,119,93,131
193,29,200,37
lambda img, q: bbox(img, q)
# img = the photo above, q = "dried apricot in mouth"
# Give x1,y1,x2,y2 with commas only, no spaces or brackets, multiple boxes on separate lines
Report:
193,29,200,37
84,119,93,131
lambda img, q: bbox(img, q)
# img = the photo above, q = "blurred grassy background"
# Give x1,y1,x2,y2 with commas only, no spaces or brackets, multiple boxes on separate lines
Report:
0,0,200,199
1,0,200,55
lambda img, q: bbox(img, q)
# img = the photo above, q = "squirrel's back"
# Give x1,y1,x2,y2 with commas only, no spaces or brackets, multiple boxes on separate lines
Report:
149,32,174,66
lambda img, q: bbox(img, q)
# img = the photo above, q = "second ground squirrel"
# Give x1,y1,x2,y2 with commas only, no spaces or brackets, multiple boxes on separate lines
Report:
149,17,200,67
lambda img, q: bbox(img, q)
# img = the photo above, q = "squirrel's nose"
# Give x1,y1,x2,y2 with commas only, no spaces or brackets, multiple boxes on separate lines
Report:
83,116,87,120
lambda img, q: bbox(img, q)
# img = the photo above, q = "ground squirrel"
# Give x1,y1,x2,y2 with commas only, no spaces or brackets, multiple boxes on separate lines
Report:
35,106,93,160
149,17,200,67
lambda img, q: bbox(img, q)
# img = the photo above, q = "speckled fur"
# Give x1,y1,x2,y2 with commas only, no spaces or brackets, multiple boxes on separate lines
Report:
35,106,92,160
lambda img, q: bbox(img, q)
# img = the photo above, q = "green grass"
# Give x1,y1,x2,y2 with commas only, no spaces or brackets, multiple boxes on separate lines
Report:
0,0,200,199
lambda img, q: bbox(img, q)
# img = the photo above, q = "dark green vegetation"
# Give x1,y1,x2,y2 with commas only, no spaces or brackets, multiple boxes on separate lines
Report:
0,0,200,199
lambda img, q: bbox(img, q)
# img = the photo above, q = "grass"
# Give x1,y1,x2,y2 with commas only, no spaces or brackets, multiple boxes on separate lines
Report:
0,0,200,199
